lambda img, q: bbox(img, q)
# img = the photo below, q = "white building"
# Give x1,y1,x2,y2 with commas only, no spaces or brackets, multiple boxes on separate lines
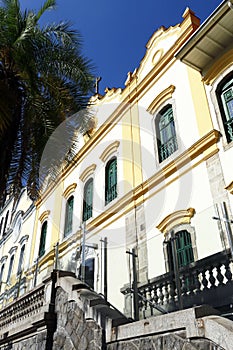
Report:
0,1,233,324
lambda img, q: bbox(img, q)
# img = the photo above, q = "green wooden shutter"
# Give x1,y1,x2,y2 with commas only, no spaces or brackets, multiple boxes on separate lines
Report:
175,230,194,268
3,211,9,236
7,255,14,283
83,179,93,221
0,218,3,236
105,158,117,204
39,221,47,257
64,196,74,236
0,264,5,283
17,245,25,275
157,105,178,162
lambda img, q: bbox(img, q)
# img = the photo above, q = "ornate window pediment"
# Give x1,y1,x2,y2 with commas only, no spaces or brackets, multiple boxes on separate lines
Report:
79,164,96,182
39,210,50,223
63,183,77,199
147,85,175,115
157,208,195,236
100,141,120,163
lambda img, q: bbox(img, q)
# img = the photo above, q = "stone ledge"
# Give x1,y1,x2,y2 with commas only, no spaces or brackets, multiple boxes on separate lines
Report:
108,305,219,343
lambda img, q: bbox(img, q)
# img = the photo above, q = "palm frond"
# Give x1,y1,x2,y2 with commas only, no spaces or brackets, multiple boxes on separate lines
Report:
36,0,56,21
0,0,95,206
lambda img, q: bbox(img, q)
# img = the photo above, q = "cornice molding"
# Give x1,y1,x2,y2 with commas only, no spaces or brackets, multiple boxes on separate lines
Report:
79,164,96,182
63,183,77,199
157,208,195,235
147,85,176,114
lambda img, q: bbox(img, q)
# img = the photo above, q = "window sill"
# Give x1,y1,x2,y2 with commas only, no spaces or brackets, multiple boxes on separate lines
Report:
223,139,233,152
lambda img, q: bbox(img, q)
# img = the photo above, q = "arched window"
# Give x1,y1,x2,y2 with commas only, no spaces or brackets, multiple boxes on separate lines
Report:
0,264,5,283
0,217,4,236
17,245,25,275
0,264,5,292
175,230,194,268
39,221,47,258
83,178,93,221
6,255,14,283
3,210,9,236
105,157,117,205
64,195,74,236
166,230,194,270
156,104,178,162
216,73,233,143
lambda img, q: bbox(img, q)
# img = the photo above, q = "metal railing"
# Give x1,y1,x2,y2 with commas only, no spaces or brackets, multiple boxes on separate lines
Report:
158,135,178,162
105,184,117,204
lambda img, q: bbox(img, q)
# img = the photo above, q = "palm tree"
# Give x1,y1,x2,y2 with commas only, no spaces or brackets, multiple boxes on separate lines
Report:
0,0,94,205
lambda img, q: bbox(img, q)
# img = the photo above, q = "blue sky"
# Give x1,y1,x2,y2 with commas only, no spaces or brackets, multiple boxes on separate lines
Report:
20,0,222,94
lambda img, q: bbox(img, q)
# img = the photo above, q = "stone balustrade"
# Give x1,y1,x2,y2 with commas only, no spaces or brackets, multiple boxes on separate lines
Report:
0,284,45,336
123,249,233,317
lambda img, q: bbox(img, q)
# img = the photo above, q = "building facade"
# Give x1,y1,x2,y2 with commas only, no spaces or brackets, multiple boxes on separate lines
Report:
0,2,233,341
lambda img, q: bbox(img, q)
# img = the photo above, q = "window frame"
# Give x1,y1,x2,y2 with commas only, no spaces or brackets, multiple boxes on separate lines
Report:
17,244,25,276
0,263,5,284
0,217,3,237
105,156,117,205
83,178,94,222
163,224,197,273
216,71,233,145
38,221,48,258
64,195,74,236
210,66,233,150
155,103,178,163
3,210,9,236
6,254,15,284
175,230,194,268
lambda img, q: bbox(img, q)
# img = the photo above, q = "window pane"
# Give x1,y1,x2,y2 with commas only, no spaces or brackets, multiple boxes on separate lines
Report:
218,76,233,143
157,106,178,162
105,158,117,204
7,255,14,283
39,221,47,257
64,196,74,236
0,264,4,283
175,230,194,268
3,211,9,236
83,179,93,221
17,245,25,275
